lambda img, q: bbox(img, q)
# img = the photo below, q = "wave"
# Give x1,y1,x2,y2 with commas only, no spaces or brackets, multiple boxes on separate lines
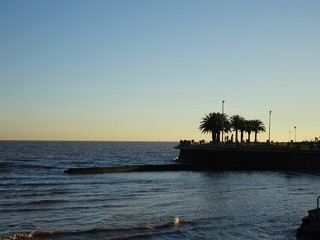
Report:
29,199,66,205
0,218,193,240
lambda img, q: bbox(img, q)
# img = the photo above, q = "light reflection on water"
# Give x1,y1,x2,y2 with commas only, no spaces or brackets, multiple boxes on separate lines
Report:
0,141,319,239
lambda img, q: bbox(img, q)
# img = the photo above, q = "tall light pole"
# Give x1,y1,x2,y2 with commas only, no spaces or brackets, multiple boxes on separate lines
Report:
294,126,297,142
221,100,225,143
289,131,291,142
268,111,272,143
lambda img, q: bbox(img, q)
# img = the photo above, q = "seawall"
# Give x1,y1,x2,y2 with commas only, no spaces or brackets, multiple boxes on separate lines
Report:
177,147,320,170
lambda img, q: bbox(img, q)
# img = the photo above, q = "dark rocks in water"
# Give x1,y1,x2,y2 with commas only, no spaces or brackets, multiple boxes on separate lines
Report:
297,197,320,239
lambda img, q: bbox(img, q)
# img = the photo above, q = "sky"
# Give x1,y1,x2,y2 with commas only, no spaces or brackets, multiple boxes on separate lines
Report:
0,0,320,142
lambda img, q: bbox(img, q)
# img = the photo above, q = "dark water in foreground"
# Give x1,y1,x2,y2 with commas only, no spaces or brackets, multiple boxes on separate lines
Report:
0,141,319,239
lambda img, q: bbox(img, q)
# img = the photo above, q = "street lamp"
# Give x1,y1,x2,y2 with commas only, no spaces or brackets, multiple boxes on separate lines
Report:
294,126,297,142
221,100,225,143
289,131,291,142
268,111,272,143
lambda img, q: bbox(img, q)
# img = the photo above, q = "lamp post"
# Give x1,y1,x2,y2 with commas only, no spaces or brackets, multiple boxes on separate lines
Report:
294,126,297,142
268,111,272,143
289,131,291,142
221,100,225,143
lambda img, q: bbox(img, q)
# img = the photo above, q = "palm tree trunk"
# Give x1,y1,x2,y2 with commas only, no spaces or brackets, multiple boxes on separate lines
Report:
235,130,238,142
254,132,258,142
212,131,219,143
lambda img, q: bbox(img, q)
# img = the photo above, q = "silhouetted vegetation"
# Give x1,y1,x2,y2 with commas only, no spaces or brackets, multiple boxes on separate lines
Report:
199,112,266,143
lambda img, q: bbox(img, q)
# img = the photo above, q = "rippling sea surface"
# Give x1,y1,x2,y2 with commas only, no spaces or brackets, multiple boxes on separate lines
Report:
1,141,320,239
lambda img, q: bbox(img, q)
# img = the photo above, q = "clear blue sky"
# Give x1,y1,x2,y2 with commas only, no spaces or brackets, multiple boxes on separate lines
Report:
1,0,319,141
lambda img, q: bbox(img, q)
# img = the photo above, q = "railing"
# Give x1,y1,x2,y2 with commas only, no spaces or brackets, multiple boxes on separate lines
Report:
176,140,320,151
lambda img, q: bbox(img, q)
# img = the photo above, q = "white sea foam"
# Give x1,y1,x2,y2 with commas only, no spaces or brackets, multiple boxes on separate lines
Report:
173,217,180,225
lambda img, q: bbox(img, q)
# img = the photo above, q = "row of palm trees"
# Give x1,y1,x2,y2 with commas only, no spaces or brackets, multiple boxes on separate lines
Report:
199,112,266,143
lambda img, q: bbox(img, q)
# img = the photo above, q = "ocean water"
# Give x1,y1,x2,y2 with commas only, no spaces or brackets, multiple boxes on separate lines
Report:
0,141,319,240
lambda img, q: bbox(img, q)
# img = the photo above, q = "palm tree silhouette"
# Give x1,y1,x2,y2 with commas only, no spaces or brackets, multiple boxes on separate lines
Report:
238,118,247,143
245,120,255,142
251,119,266,142
199,112,229,143
200,113,265,144
230,115,245,142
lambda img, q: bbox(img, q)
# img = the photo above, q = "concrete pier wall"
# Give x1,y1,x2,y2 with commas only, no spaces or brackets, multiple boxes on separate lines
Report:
177,148,320,170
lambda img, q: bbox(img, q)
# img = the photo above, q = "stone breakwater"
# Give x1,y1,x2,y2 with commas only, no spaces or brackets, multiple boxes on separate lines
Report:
65,164,201,174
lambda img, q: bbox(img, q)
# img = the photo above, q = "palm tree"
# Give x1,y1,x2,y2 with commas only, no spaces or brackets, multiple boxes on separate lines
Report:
251,119,266,142
222,118,231,142
238,117,247,143
230,115,245,142
199,112,229,143
245,120,255,142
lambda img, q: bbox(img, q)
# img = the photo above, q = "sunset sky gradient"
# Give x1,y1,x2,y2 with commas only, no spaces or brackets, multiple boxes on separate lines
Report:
1,0,320,141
